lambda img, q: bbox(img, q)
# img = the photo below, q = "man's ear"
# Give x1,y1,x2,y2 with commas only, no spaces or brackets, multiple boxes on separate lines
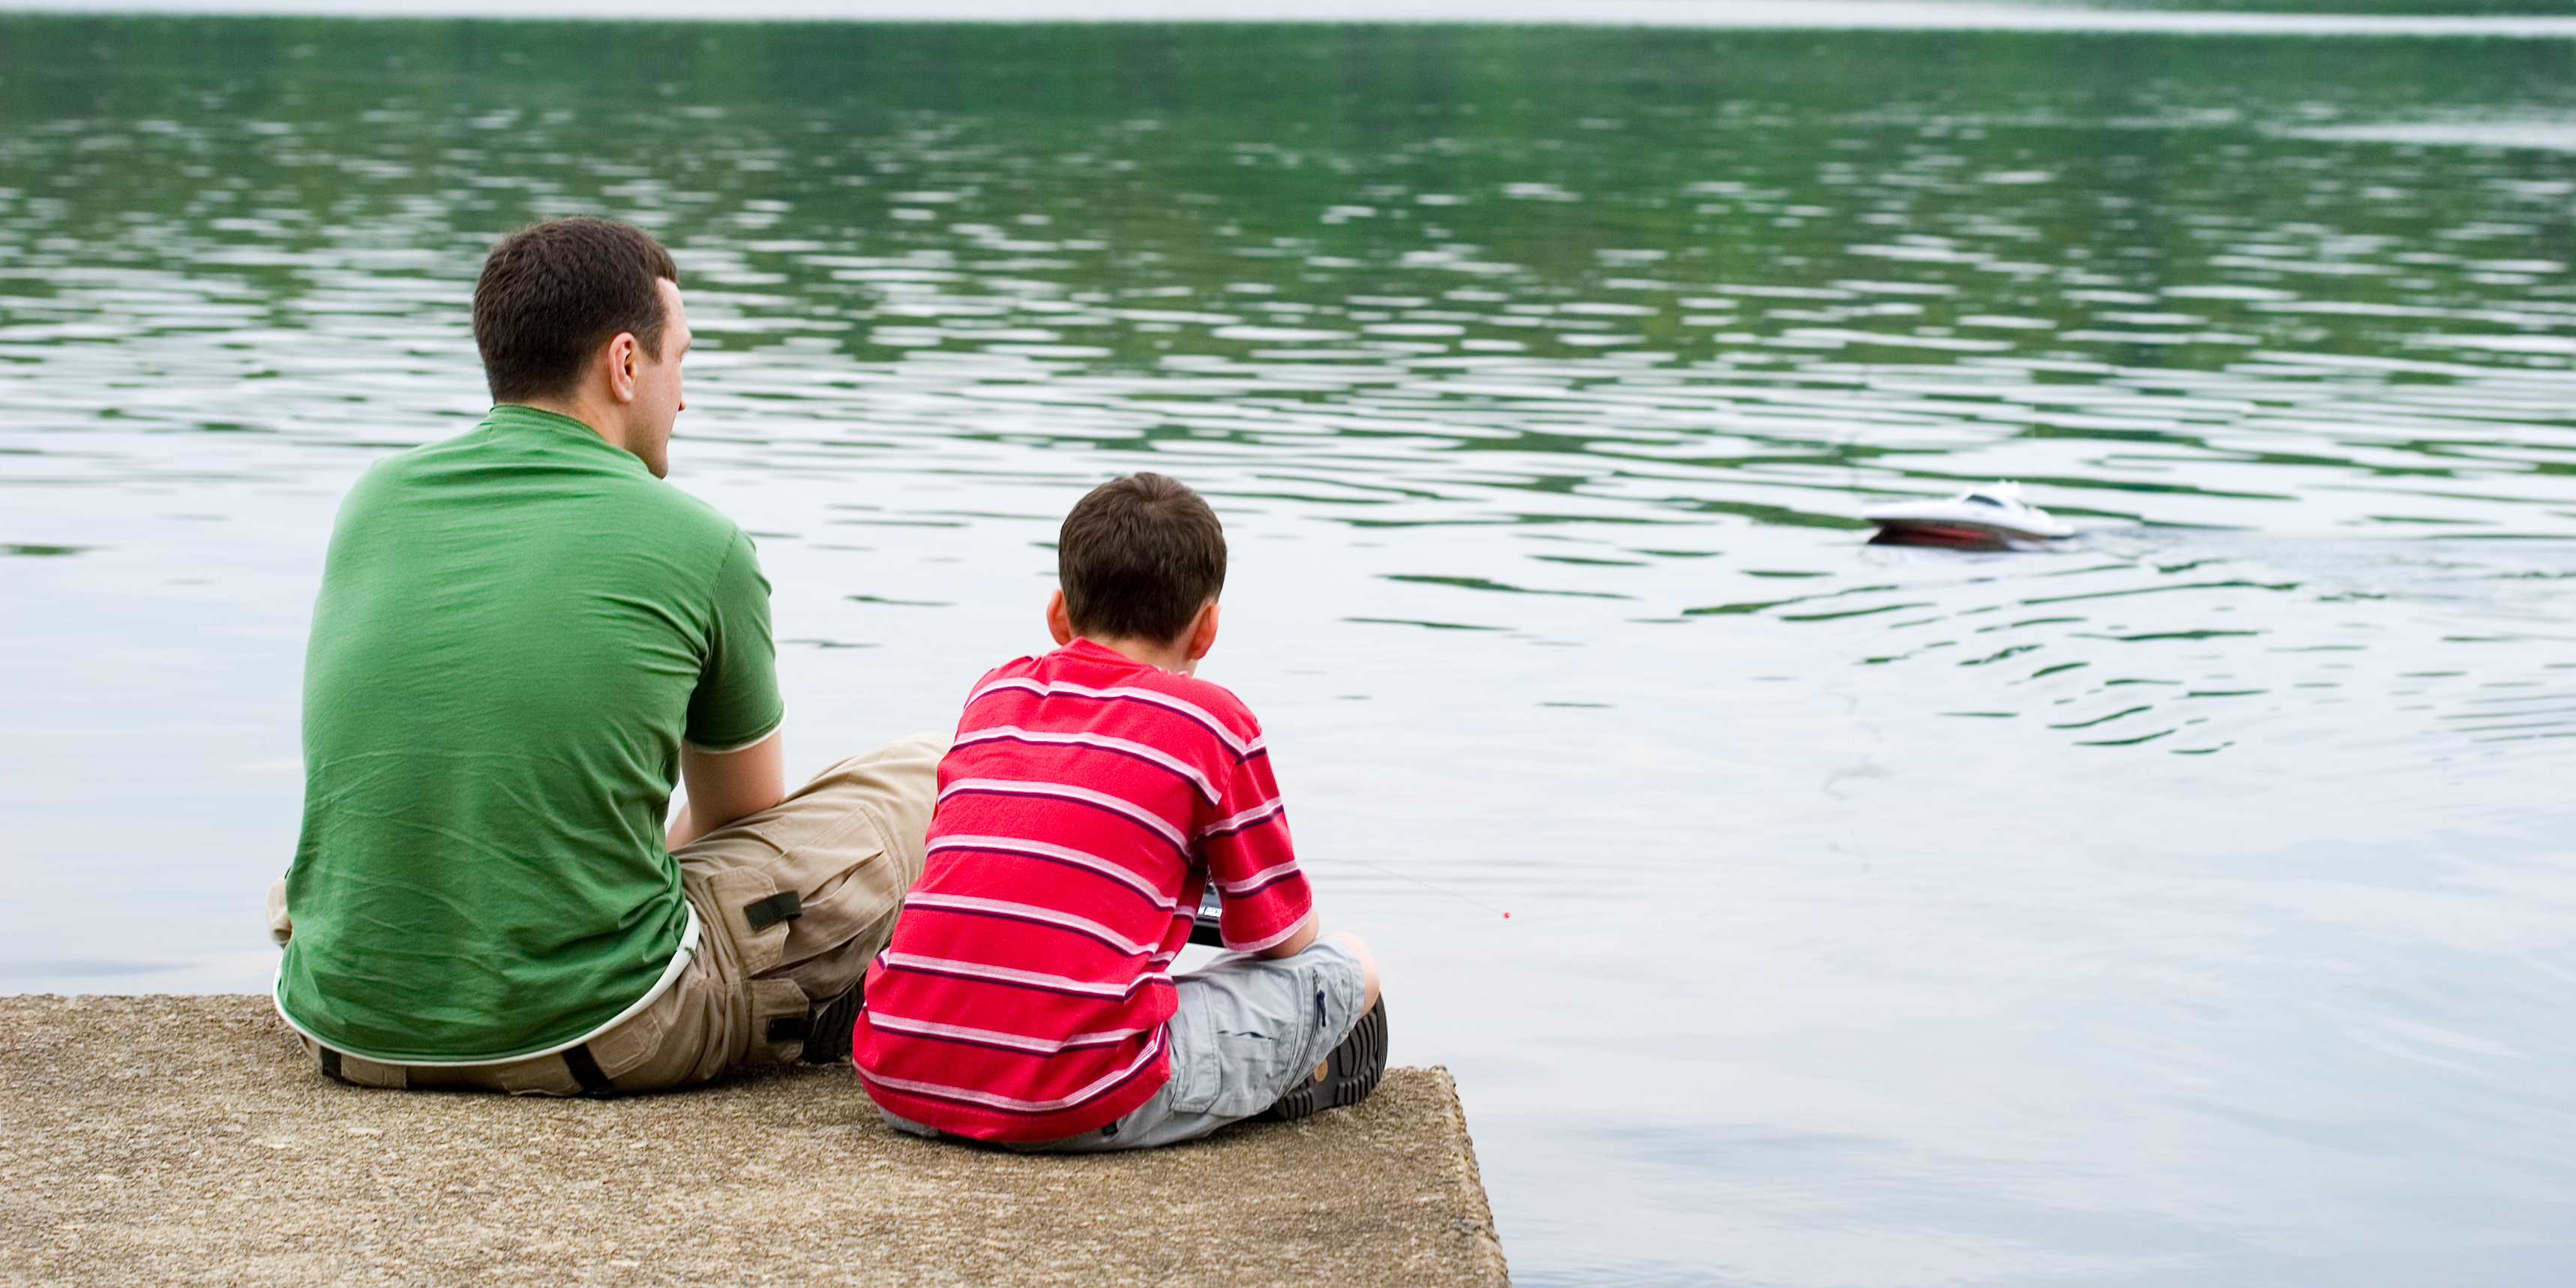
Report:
604,331,641,404
1183,599,1220,662
1045,589,1075,646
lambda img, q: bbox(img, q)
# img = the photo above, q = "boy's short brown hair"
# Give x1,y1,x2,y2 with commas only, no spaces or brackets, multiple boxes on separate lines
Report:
472,217,680,403
1058,473,1227,644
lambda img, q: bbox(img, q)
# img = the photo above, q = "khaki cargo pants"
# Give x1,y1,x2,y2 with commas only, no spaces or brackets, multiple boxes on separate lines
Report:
292,732,945,1096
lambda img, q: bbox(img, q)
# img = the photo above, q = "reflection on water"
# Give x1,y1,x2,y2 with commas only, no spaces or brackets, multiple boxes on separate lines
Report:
4,18,2574,1287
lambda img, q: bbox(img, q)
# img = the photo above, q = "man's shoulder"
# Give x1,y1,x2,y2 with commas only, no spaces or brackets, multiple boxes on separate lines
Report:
347,413,748,554
620,474,747,549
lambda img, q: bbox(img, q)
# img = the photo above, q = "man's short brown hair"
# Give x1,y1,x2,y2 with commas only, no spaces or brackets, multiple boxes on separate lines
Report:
1058,473,1228,644
472,217,680,403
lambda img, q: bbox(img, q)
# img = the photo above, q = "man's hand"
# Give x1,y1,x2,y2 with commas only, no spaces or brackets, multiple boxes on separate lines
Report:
668,730,787,850
266,876,292,946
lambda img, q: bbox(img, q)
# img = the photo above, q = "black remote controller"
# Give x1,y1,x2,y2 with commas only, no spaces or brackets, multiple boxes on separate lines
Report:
1188,887,1224,947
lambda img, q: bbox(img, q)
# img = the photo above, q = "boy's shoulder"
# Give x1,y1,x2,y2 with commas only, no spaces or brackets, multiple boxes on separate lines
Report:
970,641,1264,741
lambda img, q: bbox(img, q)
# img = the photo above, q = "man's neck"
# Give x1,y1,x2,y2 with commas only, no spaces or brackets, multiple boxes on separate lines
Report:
511,395,622,452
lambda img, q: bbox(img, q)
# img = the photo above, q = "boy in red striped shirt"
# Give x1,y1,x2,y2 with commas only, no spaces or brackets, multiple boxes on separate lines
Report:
849,472,1385,1148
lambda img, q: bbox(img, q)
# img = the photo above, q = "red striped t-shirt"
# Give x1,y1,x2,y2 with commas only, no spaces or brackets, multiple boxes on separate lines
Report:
850,638,1313,1142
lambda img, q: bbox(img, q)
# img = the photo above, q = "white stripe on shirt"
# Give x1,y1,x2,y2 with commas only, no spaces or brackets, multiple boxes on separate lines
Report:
926,833,1183,909
953,725,1220,805
966,677,1266,759
863,1011,1153,1055
879,950,1161,1000
862,1025,1168,1115
1198,796,1283,839
1213,859,1306,899
901,891,1161,957
940,778,1190,853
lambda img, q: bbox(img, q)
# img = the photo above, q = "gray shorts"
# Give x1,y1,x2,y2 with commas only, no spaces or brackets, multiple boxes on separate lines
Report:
881,937,1369,1152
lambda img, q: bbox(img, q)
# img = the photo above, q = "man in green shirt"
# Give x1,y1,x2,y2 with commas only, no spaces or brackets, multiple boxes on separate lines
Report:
270,216,940,1094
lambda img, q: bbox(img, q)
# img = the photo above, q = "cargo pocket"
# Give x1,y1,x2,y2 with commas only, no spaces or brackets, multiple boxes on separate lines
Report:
1156,1007,1222,1116
749,977,810,1065
581,995,672,1083
490,1055,583,1097
316,1043,409,1091
1208,1028,1294,1119
700,865,796,978
766,822,900,987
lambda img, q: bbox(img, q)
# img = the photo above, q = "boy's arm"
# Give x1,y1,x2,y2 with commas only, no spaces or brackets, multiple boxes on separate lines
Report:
1255,912,1318,959
1203,726,1315,953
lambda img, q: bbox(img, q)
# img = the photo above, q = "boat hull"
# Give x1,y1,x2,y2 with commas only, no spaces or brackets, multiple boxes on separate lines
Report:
1867,519,2063,551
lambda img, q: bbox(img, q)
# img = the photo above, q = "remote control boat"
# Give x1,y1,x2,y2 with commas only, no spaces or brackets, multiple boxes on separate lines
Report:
1864,482,2074,550
1189,884,1225,947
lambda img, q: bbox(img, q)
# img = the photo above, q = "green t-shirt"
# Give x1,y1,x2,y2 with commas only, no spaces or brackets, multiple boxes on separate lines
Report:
277,404,783,1064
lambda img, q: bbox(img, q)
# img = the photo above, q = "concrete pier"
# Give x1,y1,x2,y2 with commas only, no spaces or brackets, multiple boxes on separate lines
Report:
0,995,1509,1286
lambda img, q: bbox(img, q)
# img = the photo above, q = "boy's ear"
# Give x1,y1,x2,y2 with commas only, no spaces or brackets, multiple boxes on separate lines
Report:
1045,590,1075,646
1183,599,1220,662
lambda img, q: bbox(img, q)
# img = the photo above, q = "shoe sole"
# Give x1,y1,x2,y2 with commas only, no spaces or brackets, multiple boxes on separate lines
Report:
800,982,866,1066
1260,996,1387,1122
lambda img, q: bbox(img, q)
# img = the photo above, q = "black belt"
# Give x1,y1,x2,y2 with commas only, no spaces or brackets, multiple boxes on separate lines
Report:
310,887,808,1097
561,1043,616,1095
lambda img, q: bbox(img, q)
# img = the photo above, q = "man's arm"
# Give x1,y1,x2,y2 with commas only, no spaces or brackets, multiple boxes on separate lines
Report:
667,730,786,850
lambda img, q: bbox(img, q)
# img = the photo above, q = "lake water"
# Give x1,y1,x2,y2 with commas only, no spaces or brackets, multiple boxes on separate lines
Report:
5,14,2576,1286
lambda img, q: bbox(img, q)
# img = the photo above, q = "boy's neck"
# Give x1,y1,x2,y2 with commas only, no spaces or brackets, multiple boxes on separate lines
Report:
1076,632,1196,677
1046,594,1217,676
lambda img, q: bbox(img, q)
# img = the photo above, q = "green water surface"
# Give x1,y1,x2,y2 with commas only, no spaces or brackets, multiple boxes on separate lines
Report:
5,17,2575,1287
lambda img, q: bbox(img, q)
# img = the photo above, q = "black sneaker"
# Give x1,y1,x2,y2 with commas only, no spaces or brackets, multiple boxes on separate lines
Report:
799,980,866,1066
1258,996,1387,1122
